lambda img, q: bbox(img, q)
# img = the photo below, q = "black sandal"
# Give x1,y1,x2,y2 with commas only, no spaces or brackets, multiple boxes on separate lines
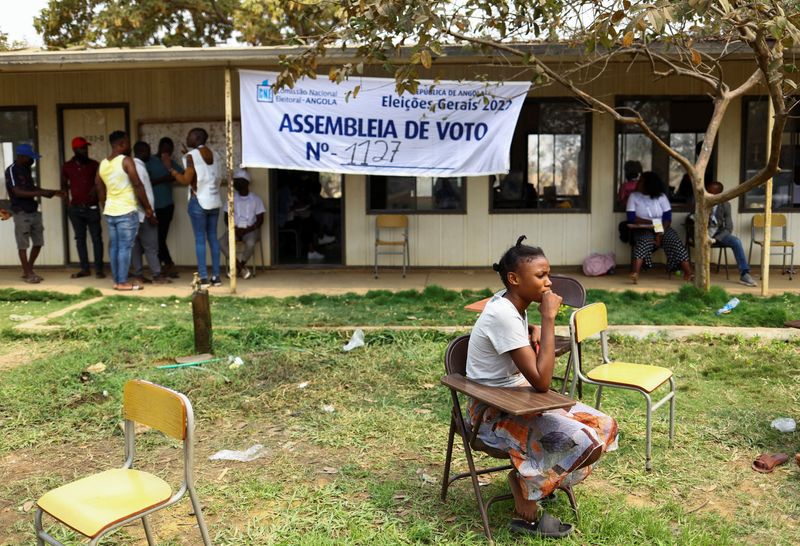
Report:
509,512,573,538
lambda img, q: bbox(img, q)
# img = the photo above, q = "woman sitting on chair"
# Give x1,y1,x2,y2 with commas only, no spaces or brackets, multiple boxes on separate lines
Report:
466,236,618,539
626,171,693,284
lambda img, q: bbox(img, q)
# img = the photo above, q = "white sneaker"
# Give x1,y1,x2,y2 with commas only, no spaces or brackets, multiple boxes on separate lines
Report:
241,266,252,280
307,250,325,261
318,234,336,245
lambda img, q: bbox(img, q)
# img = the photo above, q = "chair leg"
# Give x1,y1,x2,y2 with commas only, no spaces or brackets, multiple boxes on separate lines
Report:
645,394,653,472
142,515,156,546
188,485,213,546
374,243,379,279
34,508,46,546
441,417,457,501
560,353,573,395
669,378,676,446
559,484,579,522
454,411,495,543
594,385,603,410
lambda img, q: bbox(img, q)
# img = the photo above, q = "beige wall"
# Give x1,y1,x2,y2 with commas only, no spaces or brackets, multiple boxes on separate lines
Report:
0,62,797,269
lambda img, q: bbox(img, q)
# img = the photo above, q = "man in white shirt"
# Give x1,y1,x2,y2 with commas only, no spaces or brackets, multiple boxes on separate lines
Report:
131,142,168,283
219,168,265,279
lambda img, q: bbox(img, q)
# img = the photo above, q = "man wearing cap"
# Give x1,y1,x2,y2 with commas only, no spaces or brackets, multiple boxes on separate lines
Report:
219,169,265,279
61,136,104,279
4,144,64,283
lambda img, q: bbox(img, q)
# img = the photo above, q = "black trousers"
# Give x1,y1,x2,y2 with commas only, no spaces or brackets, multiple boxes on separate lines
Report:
155,204,175,266
67,205,103,272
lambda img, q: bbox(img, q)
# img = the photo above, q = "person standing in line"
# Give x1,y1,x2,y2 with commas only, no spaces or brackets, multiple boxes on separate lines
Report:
165,127,222,288
131,141,169,284
4,144,64,283
146,136,183,278
61,136,104,279
219,168,265,279
96,131,155,291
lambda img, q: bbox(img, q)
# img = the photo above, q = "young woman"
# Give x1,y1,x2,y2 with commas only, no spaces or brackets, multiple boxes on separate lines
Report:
466,237,618,538
626,171,693,284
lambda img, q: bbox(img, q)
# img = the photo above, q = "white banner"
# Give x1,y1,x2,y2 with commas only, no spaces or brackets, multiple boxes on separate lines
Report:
239,70,530,177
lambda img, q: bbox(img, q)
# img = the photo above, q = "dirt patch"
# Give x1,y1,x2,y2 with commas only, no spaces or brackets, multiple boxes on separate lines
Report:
0,342,57,372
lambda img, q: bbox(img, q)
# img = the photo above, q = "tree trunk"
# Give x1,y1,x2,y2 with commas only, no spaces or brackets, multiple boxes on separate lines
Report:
693,195,712,291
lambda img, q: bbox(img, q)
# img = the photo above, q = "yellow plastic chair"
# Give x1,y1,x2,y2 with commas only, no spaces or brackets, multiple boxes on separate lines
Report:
374,214,409,278
34,380,212,546
748,213,795,280
569,303,675,471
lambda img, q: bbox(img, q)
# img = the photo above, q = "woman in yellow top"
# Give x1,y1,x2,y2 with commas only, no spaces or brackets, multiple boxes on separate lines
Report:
96,130,155,291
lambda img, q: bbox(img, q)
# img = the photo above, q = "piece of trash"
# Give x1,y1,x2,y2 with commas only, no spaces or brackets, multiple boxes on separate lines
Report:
216,468,229,481
209,444,268,462
227,355,245,369
771,417,796,433
102,390,109,397
20,501,35,513
420,473,437,485
297,381,310,389
715,297,740,316
321,404,335,413
158,354,221,369
9,314,34,322
318,466,339,474
86,362,106,374
343,329,365,352
421,383,435,389
160,303,167,308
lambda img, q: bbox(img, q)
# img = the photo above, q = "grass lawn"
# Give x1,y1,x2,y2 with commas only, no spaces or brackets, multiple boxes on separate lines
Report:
24,284,800,330
1,294,799,544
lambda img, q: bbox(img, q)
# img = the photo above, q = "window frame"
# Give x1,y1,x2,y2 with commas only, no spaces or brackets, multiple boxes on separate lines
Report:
613,95,717,212
738,95,800,213
489,97,592,215
365,175,468,215
0,105,39,183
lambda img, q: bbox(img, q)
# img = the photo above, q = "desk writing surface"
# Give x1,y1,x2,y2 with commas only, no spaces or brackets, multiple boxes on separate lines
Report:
441,374,575,416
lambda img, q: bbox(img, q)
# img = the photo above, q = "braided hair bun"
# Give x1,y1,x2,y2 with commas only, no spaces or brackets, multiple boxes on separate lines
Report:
493,236,545,287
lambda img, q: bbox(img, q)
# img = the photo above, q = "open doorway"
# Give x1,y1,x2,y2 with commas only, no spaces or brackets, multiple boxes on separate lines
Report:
272,169,344,265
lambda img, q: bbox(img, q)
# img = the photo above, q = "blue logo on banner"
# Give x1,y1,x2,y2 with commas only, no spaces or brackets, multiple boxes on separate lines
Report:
257,80,273,103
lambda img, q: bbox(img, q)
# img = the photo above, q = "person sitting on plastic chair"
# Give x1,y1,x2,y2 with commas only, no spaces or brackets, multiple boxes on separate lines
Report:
219,169,265,280
466,236,619,539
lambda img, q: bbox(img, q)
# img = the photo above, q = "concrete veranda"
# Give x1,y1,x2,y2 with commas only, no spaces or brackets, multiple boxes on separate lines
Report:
1,265,798,298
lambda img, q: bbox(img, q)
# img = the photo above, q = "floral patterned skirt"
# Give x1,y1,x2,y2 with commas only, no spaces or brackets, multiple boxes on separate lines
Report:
468,399,619,501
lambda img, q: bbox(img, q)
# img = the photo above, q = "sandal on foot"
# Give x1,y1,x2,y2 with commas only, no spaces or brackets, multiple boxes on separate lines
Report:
113,283,143,291
23,275,40,284
70,270,91,279
509,512,573,538
752,453,789,473
630,272,639,285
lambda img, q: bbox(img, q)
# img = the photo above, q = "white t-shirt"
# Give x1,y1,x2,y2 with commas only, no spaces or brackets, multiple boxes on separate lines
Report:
222,191,266,228
466,290,531,387
626,192,671,221
133,157,155,223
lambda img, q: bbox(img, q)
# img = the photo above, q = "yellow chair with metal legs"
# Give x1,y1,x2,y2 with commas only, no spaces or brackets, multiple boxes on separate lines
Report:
34,380,212,545
374,214,409,278
568,303,675,471
748,213,795,280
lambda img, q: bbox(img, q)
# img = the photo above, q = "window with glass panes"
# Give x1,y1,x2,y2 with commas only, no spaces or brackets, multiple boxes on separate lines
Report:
0,107,38,187
367,176,466,213
615,98,716,211
740,97,800,211
491,100,590,212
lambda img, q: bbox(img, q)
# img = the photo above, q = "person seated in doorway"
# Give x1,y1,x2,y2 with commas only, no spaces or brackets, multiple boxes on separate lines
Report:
130,142,169,284
704,181,757,287
219,168,265,279
466,236,618,539
627,171,693,284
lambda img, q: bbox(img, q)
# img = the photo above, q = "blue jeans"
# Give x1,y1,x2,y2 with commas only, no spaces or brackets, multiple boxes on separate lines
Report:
105,211,139,285
187,196,220,279
718,234,750,275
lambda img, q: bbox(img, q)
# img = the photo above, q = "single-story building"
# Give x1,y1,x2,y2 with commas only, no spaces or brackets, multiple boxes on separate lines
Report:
0,45,797,271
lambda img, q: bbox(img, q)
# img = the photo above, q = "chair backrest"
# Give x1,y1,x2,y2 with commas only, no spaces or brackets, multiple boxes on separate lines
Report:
444,334,471,376
124,380,188,440
550,275,586,308
376,214,408,229
752,213,788,229
571,302,608,343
